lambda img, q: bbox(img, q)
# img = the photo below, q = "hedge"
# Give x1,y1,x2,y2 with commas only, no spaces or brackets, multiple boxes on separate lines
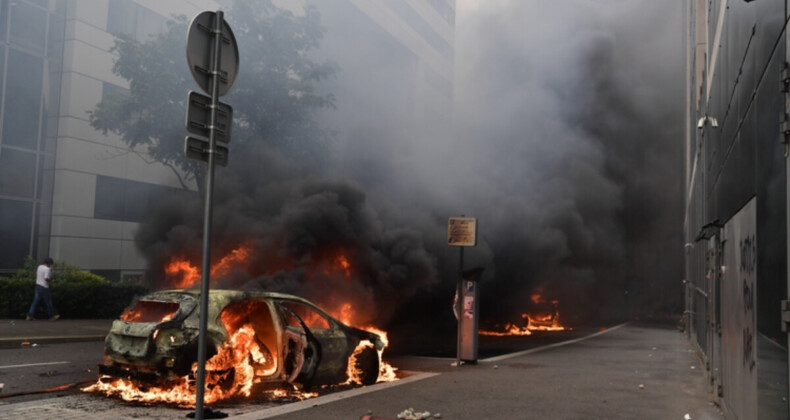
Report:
0,258,150,319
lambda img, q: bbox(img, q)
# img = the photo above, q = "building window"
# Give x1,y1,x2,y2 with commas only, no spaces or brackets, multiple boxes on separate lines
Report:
426,0,455,27
2,48,43,150
9,1,47,54
0,147,36,198
107,1,166,42
0,198,32,268
94,175,194,223
102,81,129,101
383,0,453,60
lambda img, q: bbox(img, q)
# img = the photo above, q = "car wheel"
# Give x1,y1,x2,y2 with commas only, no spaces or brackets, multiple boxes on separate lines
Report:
354,347,379,386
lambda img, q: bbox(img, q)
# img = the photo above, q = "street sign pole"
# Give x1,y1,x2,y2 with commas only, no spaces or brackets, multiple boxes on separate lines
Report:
456,244,464,368
194,10,224,420
447,215,478,367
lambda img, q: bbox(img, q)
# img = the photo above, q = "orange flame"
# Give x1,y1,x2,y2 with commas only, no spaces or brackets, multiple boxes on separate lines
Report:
343,327,397,385
165,243,253,289
84,300,311,406
120,301,178,323
480,294,569,336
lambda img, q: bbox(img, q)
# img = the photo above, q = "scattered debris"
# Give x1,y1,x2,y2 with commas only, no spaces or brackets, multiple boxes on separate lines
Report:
20,341,30,347
493,365,499,369
397,407,432,420
684,414,691,420
0,383,4,393
638,384,645,389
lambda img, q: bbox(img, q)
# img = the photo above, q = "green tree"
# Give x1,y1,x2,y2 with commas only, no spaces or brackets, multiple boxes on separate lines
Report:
89,0,336,192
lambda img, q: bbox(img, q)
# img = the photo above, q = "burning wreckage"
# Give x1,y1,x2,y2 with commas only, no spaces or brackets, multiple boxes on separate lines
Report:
85,289,396,406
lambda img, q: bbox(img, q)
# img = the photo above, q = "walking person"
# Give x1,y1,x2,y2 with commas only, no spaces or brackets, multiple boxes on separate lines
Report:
26,257,59,321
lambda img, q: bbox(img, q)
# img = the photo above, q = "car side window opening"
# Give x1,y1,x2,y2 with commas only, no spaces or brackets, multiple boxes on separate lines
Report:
279,301,332,331
120,300,179,323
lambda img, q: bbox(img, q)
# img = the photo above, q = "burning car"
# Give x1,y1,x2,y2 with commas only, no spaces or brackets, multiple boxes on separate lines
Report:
95,289,385,404
523,296,560,329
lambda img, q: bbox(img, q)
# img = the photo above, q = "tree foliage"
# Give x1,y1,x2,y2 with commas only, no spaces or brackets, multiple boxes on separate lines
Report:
89,0,337,190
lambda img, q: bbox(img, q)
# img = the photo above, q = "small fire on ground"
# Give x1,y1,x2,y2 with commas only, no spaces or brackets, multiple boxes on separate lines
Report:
480,293,569,336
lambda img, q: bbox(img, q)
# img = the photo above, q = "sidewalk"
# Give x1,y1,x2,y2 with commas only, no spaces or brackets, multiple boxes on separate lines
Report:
0,318,112,348
257,323,723,420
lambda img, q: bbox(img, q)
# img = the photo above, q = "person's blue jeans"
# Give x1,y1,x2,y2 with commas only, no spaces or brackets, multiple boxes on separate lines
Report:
28,285,54,318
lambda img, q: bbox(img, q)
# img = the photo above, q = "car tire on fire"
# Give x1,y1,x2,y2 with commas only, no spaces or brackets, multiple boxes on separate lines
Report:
354,346,379,386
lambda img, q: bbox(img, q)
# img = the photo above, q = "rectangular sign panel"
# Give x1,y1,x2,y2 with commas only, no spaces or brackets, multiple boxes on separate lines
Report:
448,217,477,246
185,91,233,143
185,136,228,166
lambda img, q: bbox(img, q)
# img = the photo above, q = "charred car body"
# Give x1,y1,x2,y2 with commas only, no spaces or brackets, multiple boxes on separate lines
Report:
99,290,384,389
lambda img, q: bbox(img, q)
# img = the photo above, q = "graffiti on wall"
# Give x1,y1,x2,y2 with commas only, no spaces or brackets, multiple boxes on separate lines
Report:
720,198,758,419
740,234,756,372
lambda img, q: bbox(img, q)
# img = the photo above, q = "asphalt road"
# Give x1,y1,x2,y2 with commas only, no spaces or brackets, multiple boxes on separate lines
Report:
0,341,104,403
0,323,607,405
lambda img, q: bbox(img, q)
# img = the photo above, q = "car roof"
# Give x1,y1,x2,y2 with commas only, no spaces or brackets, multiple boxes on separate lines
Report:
149,289,314,303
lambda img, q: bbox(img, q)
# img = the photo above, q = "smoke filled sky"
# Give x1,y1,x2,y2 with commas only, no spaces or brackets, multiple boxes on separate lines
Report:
327,0,687,323
138,0,685,328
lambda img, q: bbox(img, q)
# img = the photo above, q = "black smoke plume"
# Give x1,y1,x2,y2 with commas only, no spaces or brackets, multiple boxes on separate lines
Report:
135,0,685,330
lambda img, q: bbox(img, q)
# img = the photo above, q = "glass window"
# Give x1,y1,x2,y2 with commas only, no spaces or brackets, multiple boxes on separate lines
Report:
0,199,32,268
9,1,46,54
94,175,124,221
279,301,331,330
107,2,165,41
0,0,8,42
102,82,129,101
107,0,134,36
0,147,36,198
136,7,166,41
94,175,193,223
2,48,43,149
123,179,149,222
0,44,6,106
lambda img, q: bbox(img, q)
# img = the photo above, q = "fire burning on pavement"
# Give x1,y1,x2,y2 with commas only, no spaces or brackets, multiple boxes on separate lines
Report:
479,293,569,336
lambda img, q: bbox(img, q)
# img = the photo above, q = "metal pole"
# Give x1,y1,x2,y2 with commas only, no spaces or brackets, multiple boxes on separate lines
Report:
455,244,464,367
194,10,223,420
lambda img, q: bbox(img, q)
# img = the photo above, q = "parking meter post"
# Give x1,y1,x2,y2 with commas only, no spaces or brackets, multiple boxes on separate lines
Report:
194,10,223,420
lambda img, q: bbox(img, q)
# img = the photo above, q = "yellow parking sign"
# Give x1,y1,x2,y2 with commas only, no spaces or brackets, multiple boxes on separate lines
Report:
447,217,477,246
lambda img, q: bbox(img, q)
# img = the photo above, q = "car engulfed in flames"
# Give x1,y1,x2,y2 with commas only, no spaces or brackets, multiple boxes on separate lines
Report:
89,289,388,406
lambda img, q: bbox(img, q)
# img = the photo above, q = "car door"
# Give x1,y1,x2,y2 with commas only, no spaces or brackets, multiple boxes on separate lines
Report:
276,300,351,386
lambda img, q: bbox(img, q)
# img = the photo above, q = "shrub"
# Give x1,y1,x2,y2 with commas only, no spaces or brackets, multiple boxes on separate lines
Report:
1,257,150,319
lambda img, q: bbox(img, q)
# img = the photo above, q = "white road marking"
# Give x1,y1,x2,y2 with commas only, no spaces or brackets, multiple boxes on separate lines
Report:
0,361,70,370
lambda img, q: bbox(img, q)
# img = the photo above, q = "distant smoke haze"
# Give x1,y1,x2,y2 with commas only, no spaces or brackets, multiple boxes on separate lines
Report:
136,0,685,329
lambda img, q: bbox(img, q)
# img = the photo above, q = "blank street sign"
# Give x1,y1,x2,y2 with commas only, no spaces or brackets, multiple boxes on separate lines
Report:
184,136,228,166
185,91,233,143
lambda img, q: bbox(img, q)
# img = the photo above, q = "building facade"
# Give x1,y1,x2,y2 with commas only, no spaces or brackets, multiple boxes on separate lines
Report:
685,0,789,418
0,0,455,279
